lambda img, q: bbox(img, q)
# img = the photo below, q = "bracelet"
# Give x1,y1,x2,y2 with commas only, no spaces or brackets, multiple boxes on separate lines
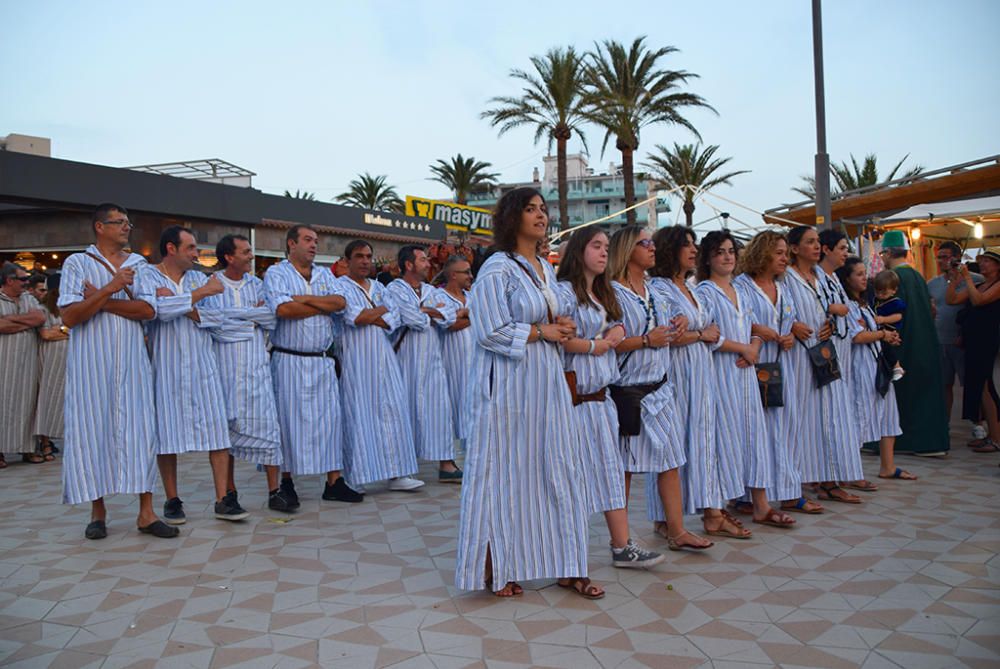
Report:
696,329,703,340
534,324,543,341
642,334,650,349
587,339,596,354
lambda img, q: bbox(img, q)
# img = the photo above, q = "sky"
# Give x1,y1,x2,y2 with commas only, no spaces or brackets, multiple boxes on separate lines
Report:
2,0,998,230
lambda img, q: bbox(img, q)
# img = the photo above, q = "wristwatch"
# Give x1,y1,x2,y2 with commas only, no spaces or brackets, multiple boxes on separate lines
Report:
642,334,650,348
59,325,69,335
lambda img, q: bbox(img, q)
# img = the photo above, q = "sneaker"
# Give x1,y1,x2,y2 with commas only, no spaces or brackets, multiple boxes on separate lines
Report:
892,366,905,381
215,491,250,522
279,477,301,510
438,467,463,484
163,497,186,525
268,487,297,512
322,477,364,503
972,424,988,440
387,476,425,492
612,538,665,569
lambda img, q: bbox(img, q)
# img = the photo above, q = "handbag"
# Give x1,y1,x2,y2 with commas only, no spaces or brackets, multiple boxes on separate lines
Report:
800,332,841,388
873,347,892,397
609,378,665,436
755,293,785,408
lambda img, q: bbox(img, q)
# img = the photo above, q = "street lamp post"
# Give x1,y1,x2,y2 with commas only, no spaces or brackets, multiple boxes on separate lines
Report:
812,0,832,231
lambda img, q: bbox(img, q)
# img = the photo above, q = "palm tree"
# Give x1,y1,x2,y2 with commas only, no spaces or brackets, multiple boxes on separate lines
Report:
583,36,715,224
429,154,499,205
335,173,404,212
643,143,749,226
283,189,316,201
792,153,923,200
481,47,589,232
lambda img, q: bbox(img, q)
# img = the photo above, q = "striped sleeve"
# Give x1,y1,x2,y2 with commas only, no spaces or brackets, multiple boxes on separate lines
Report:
57,255,85,308
470,269,529,360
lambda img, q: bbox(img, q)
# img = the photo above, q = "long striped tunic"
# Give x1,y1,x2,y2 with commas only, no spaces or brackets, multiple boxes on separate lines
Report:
454,253,588,591
59,247,158,504
611,281,685,474
782,266,864,482
557,281,626,515
387,278,455,462
334,276,418,485
34,306,68,439
0,292,41,454
733,274,803,501
205,272,281,466
697,279,794,499
649,277,742,517
849,301,902,442
138,266,230,455
433,288,474,443
263,260,343,475
818,266,862,450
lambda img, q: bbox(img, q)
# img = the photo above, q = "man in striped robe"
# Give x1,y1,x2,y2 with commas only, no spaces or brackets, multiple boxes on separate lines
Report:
0,262,45,466
58,203,176,540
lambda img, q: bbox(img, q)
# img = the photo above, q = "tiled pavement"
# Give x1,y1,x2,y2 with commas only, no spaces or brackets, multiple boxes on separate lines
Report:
1,424,998,669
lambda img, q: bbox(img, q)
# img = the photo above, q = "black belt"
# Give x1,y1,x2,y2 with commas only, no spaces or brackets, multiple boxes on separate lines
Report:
270,346,334,359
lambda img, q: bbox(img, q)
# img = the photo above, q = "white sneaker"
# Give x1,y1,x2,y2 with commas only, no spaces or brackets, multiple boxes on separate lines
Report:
388,476,425,492
972,424,988,440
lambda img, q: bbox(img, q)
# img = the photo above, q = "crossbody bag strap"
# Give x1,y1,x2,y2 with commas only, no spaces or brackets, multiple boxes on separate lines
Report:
618,287,653,372
84,252,135,300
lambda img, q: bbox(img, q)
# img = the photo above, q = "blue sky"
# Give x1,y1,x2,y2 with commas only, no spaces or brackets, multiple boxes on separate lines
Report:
2,0,998,228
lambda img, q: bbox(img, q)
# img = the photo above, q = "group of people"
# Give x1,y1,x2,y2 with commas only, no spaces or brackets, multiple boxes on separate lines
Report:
2,187,996,601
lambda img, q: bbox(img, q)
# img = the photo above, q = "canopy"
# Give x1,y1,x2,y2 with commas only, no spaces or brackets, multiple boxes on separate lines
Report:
880,195,1000,223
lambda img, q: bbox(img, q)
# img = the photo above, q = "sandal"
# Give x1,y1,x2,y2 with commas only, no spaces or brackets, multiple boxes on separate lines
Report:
22,453,45,464
844,480,878,492
40,442,56,462
484,574,522,597
0,455,6,469
753,508,796,528
665,529,714,551
557,577,604,600
878,467,918,480
703,513,753,539
971,440,1000,453
817,484,862,504
781,497,824,514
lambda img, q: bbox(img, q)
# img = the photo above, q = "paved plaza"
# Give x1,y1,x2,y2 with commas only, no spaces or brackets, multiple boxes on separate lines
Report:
1,420,998,669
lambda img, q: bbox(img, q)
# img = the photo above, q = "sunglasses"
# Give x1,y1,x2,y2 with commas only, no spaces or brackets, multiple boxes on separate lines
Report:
635,239,655,249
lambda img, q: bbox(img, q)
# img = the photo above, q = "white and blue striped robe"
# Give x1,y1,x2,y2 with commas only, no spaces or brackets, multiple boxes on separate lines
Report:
648,277,742,518
611,281,685,475
697,279,791,499
733,274,803,501
334,276,418,486
818,266,862,450
849,301,902,442
59,246,158,504
387,279,456,462
782,266,864,482
433,288,474,444
454,253,588,591
205,272,281,466
263,260,343,475
138,266,230,455
557,281,627,515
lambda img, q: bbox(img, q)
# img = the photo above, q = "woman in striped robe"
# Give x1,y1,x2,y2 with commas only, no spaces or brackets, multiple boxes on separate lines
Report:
556,227,663,568
783,226,865,504
836,257,915,481
454,187,600,599
34,275,69,459
695,231,796,528
647,226,749,540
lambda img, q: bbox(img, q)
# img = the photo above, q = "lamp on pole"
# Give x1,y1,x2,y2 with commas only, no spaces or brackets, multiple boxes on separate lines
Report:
812,0,832,231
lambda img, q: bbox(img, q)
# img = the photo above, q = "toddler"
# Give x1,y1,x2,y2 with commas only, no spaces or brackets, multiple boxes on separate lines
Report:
873,269,906,381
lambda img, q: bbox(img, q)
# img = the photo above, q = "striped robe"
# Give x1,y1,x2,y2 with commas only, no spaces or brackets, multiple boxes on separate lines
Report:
698,279,796,500
783,266,864,482
611,281,685,475
59,247,158,504
648,277,742,517
387,279,455,462
733,274,803,501
138,266,230,455
263,260,343,475
433,288,474,443
34,306,68,439
818,266,862,450
334,276,418,485
849,301,902,442
557,281,626,515
0,292,41,454
454,253,588,591
206,272,281,466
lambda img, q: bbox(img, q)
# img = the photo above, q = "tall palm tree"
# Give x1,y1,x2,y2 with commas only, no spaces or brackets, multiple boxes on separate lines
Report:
792,153,923,200
428,154,499,205
481,47,589,232
583,36,715,224
283,189,316,201
335,173,404,212
643,143,749,226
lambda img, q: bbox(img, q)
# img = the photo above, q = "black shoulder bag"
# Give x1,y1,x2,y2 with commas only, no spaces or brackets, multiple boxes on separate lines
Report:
799,273,841,388
865,305,893,397
608,285,660,436
755,292,784,408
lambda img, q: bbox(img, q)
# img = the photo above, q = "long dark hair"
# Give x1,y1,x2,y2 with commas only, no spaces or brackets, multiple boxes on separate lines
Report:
818,229,847,260
787,225,813,263
696,230,738,282
556,227,622,321
835,256,866,303
492,187,545,253
650,225,696,279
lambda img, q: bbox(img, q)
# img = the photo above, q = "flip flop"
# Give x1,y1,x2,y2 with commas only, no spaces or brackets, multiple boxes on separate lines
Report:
971,440,1000,453
138,520,180,538
558,577,605,600
781,497,824,514
878,467,918,480
817,485,862,504
844,480,878,492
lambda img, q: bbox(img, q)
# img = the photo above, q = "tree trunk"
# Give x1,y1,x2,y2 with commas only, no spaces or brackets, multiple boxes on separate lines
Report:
684,198,695,227
620,143,636,226
557,134,569,232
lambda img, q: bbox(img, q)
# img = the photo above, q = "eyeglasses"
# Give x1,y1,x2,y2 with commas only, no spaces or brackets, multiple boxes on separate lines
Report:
635,239,655,249
101,219,133,228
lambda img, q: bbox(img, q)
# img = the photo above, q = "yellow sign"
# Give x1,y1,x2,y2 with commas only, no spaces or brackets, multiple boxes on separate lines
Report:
406,196,492,237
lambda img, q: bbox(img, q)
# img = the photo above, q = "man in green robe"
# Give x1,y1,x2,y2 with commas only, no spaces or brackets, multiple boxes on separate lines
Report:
880,230,950,456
